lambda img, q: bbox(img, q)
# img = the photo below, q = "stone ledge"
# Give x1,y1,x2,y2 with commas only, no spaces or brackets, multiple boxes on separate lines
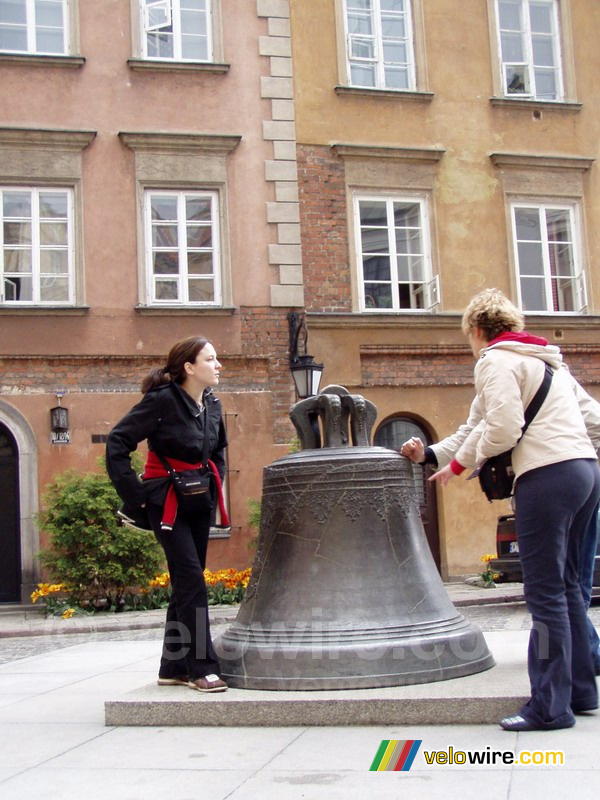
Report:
106,693,525,727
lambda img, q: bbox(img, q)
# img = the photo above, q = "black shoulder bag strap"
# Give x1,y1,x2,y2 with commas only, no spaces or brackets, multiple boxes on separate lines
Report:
200,401,210,468
519,363,554,440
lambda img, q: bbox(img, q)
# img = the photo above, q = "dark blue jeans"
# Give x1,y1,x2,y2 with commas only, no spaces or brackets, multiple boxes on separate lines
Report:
514,458,600,726
148,503,221,682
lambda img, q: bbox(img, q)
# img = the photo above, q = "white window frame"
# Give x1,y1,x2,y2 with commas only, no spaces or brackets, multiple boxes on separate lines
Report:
144,189,222,307
343,0,417,91
0,0,69,55
510,201,586,314
495,0,564,101
140,0,213,62
0,186,75,305
354,193,438,313
143,0,172,32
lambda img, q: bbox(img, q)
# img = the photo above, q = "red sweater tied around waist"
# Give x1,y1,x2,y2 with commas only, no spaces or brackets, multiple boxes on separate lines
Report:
143,451,230,531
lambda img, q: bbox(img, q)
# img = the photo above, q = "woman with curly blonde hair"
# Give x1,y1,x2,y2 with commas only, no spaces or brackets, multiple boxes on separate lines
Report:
433,289,600,731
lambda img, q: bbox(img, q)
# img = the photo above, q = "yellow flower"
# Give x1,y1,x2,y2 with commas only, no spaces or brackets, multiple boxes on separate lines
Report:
480,553,497,563
61,608,75,619
148,572,171,590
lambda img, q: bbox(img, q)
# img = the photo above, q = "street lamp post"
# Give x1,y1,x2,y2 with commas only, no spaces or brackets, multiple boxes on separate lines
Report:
288,311,323,399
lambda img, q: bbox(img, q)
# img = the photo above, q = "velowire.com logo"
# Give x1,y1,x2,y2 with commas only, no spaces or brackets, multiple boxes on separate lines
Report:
370,739,565,770
369,739,422,772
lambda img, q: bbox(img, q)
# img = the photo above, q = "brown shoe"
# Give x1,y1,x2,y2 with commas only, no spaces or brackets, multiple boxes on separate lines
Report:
157,675,189,686
188,674,228,693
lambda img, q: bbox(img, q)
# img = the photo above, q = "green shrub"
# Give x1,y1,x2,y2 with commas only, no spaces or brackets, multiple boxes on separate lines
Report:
246,497,261,551
36,457,165,611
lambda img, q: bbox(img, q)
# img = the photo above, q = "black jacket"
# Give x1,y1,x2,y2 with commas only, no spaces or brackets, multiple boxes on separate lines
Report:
106,381,227,509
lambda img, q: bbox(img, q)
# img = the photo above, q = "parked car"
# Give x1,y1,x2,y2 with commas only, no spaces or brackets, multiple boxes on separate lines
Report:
490,513,600,591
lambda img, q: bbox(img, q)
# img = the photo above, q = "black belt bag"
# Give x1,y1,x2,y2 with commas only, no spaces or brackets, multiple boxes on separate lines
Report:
157,404,213,513
169,468,211,497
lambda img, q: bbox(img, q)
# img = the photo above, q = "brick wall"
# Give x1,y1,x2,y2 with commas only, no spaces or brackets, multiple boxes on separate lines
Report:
360,346,475,387
0,354,270,395
360,344,600,388
560,346,600,386
239,306,297,442
297,144,353,313
0,308,301,444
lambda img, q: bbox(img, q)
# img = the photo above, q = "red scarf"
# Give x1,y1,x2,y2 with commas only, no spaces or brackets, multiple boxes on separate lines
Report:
487,331,549,347
143,451,230,531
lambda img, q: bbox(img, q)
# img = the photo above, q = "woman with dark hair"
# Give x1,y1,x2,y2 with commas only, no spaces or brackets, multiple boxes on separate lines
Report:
106,336,229,692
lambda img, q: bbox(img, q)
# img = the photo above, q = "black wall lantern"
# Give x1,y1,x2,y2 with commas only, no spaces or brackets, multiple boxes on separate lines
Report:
288,311,324,399
50,391,70,444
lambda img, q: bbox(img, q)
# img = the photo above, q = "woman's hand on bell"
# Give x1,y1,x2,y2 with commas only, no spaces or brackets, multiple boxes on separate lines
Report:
400,437,425,463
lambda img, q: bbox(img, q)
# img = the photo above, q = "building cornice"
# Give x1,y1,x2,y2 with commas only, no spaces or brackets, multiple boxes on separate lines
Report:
490,152,595,171
307,311,600,331
331,144,445,163
0,127,96,151
118,132,241,154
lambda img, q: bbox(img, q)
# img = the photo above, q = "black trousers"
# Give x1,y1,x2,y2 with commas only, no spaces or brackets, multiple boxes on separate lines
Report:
147,502,221,681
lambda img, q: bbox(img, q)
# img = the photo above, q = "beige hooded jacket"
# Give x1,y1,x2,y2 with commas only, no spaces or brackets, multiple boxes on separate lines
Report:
454,339,600,481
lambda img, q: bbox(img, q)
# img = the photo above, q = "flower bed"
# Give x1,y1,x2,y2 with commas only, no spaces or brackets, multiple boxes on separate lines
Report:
31,567,252,617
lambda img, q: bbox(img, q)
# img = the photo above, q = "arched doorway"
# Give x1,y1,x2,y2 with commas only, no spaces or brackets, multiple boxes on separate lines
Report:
0,424,20,602
374,416,441,572
0,402,39,604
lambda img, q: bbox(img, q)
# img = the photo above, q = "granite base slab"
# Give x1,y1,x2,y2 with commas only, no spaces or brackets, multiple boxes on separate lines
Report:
105,636,529,727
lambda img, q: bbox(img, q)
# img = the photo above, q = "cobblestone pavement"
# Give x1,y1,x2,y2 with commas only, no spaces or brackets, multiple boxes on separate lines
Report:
0,622,228,665
1,604,598,665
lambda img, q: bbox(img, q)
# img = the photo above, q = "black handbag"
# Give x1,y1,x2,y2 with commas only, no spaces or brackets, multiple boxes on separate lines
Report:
156,405,213,512
475,364,553,502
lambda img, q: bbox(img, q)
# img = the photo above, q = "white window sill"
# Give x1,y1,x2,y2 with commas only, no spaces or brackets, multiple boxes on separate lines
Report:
134,305,236,316
0,53,85,68
128,58,229,74
490,96,582,112
335,85,434,102
0,305,88,314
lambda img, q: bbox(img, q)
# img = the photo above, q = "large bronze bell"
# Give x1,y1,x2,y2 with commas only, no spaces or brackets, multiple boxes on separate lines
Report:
217,386,494,690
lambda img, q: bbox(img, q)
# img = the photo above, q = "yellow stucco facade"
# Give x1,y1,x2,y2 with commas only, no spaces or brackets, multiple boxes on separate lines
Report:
290,0,600,577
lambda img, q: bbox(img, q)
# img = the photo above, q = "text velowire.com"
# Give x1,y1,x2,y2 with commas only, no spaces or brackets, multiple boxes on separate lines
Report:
420,746,564,766
369,740,564,771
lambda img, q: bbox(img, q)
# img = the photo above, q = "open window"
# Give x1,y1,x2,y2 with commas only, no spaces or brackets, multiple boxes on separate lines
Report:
354,194,439,312
510,202,587,313
336,0,429,94
139,0,213,62
143,0,172,32
1,187,75,305
343,0,417,90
